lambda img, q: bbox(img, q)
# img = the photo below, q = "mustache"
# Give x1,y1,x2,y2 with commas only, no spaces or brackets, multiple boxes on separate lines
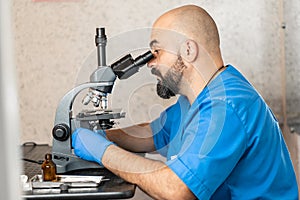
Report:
151,68,162,78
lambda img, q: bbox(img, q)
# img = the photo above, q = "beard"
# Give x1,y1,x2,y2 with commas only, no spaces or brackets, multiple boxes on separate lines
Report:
151,55,186,99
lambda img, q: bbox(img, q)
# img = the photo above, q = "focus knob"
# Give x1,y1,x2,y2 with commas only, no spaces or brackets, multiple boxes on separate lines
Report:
52,124,70,141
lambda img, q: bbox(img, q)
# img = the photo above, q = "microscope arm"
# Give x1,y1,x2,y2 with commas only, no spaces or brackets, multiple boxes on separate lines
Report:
54,81,114,125
52,81,114,154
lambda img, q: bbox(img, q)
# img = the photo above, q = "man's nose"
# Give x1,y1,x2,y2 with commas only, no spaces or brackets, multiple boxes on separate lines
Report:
147,57,156,68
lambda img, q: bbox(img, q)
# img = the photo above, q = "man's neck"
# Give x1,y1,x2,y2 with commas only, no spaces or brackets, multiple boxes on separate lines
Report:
182,65,226,105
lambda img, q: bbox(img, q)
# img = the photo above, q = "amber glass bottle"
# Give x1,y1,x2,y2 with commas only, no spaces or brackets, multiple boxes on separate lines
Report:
41,153,57,181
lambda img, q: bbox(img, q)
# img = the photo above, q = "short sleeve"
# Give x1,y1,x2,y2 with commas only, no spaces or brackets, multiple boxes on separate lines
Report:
150,96,189,157
166,100,247,199
150,109,170,156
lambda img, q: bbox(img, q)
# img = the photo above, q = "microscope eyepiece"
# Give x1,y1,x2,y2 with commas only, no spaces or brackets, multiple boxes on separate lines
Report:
96,28,106,37
111,50,154,79
133,51,154,67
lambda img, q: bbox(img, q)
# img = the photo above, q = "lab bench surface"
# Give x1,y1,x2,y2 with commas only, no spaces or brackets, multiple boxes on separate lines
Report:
21,143,136,200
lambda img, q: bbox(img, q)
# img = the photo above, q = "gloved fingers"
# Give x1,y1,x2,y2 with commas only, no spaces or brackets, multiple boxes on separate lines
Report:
71,127,113,165
72,128,103,164
72,128,86,148
74,139,94,162
71,129,79,147
95,129,106,138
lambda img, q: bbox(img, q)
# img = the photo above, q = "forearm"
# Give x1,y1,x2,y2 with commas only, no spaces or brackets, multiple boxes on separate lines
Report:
106,123,155,153
102,145,196,200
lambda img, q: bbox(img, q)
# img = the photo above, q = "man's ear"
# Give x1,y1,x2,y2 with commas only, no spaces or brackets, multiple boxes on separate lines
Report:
180,39,198,63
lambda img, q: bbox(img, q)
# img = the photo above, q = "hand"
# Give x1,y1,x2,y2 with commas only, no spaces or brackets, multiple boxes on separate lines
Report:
95,129,107,138
72,128,114,165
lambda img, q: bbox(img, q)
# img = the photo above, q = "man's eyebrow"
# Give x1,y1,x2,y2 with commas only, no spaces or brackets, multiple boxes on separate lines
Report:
149,40,159,48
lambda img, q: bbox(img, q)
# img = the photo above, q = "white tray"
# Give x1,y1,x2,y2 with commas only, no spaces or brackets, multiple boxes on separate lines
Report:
31,175,104,188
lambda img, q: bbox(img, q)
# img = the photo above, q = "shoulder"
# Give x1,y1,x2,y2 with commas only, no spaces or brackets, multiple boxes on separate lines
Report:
203,65,261,113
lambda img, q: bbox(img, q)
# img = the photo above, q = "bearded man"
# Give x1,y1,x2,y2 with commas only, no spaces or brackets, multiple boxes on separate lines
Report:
72,5,298,199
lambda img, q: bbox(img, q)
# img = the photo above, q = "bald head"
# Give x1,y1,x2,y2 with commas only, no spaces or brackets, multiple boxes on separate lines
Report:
152,5,222,65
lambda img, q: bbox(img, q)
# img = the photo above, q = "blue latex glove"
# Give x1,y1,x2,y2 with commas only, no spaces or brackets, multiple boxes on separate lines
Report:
72,128,114,165
95,129,107,138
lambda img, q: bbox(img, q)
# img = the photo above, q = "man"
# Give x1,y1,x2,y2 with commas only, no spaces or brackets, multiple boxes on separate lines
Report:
72,5,298,199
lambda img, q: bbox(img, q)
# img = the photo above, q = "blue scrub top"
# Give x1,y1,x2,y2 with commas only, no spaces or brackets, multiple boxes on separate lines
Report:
150,65,298,199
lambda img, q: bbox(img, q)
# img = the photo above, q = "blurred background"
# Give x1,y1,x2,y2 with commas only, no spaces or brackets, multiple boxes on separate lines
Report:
1,0,299,199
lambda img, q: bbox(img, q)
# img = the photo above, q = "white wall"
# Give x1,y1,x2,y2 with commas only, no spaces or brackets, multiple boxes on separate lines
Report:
13,0,290,143
286,0,300,123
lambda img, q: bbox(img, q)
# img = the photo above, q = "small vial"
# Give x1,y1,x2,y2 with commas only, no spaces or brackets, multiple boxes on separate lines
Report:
41,153,57,181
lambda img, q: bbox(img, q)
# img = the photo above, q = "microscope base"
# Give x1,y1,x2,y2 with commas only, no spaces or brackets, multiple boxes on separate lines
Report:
53,152,103,174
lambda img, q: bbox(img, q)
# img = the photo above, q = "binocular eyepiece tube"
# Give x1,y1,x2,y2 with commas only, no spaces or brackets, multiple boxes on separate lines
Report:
111,50,154,79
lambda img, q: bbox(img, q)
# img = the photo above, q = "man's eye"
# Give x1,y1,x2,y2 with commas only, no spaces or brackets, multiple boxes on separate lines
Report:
153,49,160,55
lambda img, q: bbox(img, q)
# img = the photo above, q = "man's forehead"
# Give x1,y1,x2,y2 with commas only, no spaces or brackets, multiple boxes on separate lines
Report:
149,30,187,54
150,28,186,43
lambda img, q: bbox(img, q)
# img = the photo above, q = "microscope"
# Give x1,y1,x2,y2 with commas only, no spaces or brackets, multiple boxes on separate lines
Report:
51,28,153,174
